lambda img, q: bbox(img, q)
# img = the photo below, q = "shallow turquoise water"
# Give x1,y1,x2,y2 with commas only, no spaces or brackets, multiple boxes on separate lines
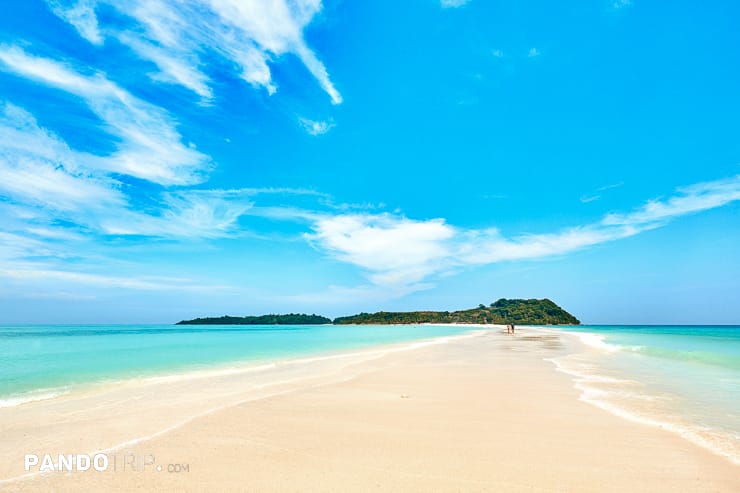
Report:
553,325,740,370
3,323,739,462
544,325,740,464
0,324,474,404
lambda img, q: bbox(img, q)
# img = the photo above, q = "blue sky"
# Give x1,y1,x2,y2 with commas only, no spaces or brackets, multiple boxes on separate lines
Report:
0,0,739,324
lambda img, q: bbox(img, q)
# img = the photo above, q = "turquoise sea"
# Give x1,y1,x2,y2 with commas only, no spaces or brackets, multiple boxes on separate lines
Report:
0,323,475,406
1,323,738,463
543,325,740,464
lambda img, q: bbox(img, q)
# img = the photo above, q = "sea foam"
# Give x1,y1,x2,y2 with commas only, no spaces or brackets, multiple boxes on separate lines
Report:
545,329,740,466
0,389,70,409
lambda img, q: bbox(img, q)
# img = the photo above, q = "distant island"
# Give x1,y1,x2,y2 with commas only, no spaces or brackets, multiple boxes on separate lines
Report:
176,313,332,325
177,299,580,326
334,298,579,325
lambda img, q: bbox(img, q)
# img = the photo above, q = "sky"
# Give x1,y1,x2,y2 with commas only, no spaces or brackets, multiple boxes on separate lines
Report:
0,0,739,324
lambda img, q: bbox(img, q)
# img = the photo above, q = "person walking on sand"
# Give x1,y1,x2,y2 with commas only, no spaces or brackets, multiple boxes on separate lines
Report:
510,323,515,334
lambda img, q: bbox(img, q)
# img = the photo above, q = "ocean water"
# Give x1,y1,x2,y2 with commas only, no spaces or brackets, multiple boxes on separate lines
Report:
3,323,739,465
543,325,740,465
0,323,474,407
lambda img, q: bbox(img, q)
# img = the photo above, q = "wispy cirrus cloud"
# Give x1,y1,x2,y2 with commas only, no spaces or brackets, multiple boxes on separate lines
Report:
0,45,211,186
0,99,251,246
1,2,347,299
1,97,326,245
116,32,214,101
580,181,624,203
440,0,472,8
602,176,740,227
0,187,294,294
299,117,335,136
612,0,632,10
0,230,61,265
304,175,740,294
0,268,219,291
45,0,342,104
46,0,103,45
0,102,125,212
100,190,254,238
0,225,232,293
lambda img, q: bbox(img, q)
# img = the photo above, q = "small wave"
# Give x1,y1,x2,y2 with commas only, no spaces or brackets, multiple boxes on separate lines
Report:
546,357,740,465
575,382,661,402
570,373,628,384
577,387,740,465
623,345,740,371
120,329,489,388
0,389,70,408
130,362,280,386
545,356,630,384
534,327,623,353
566,331,622,353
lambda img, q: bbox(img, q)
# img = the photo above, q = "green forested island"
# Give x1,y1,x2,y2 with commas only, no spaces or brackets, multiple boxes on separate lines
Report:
176,314,332,325
333,298,579,325
177,299,579,326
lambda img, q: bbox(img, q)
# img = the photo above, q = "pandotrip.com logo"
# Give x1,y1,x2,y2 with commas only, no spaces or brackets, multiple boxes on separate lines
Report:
24,453,189,474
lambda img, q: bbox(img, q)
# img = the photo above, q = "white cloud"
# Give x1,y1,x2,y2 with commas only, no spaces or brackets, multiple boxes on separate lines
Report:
101,190,253,238
441,0,471,8
0,45,212,186
528,47,541,58
46,0,342,104
307,214,455,288
116,32,214,101
612,0,632,10
457,225,640,266
0,231,59,264
299,117,335,136
0,102,125,212
492,49,504,58
0,158,119,212
2,2,345,296
46,0,102,45
304,175,740,292
208,0,342,103
0,100,255,241
0,268,223,291
597,181,625,192
602,175,740,227
0,216,235,293
580,181,624,203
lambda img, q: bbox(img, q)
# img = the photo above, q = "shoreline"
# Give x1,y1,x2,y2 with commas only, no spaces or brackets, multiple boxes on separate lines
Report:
0,323,489,411
0,328,492,486
538,326,740,466
3,326,738,491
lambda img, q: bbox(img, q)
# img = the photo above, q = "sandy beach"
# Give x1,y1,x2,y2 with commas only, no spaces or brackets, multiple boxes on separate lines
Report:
2,327,738,492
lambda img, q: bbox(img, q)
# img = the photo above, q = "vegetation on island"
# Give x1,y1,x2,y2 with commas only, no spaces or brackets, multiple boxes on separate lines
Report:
332,299,580,325
176,313,332,325
177,299,580,326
